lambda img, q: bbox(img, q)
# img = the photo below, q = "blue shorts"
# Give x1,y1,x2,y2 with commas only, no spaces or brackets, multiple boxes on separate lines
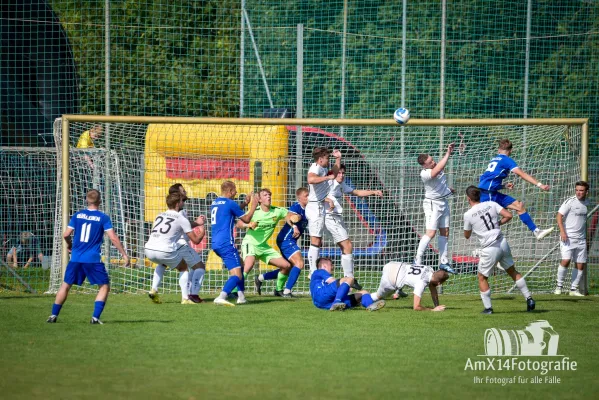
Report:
64,262,110,286
213,245,242,270
312,281,354,310
277,239,301,261
480,190,516,209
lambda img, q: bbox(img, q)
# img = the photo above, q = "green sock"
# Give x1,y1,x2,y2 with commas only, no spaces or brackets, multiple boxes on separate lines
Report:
276,272,289,291
231,272,248,294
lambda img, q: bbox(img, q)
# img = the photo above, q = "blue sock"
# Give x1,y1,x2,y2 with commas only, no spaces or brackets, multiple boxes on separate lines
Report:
223,276,241,294
237,276,245,292
285,266,302,290
360,293,374,308
51,303,62,316
519,212,537,232
263,269,280,281
93,301,106,319
334,282,351,303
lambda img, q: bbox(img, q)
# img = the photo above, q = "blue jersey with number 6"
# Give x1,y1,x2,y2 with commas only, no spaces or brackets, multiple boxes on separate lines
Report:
478,154,518,192
68,209,113,263
210,197,245,249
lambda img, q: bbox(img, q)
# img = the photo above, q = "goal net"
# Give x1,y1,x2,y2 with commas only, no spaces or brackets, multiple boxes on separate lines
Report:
50,117,587,296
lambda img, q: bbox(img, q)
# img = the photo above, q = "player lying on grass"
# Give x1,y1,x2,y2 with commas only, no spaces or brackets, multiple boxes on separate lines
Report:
145,192,206,305
309,257,386,312
370,262,448,311
463,186,536,314
47,189,129,324
210,181,259,307
234,188,296,302
478,138,553,240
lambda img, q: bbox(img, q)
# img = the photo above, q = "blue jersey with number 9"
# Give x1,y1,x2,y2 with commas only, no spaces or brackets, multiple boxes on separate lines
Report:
68,209,113,263
478,154,518,192
210,197,245,249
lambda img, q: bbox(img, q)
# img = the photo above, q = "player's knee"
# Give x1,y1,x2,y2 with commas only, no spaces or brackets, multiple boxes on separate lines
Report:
340,276,354,286
192,261,205,270
512,201,525,213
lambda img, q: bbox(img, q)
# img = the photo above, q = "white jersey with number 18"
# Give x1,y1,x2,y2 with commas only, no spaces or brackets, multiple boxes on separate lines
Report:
144,210,192,252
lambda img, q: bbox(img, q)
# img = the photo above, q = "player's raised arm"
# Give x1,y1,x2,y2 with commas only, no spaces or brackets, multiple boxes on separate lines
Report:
106,229,130,267
239,192,259,223
351,189,383,198
430,143,455,178
186,215,207,244
511,168,550,191
498,207,513,226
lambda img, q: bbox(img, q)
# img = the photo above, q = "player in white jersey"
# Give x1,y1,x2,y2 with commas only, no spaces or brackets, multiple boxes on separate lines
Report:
463,186,536,314
144,192,205,304
306,147,340,277
415,143,456,274
370,262,449,311
555,181,590,296
324,164,383,289
168,183,207,303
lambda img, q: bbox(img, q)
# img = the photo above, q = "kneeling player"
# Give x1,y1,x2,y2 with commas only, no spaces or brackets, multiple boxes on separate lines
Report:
310,257,385,312
370,262,448,311
463,186,536,314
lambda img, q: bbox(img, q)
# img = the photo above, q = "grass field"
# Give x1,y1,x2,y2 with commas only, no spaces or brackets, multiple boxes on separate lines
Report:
1,292,598,400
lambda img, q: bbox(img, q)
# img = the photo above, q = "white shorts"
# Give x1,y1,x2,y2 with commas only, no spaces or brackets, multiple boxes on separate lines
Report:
560,238,587,263
306,201,326,238
325,214,349,243
477,237,514,277
179,245,204,267
145,248,184,269
423,198,450,230
375,263,399,299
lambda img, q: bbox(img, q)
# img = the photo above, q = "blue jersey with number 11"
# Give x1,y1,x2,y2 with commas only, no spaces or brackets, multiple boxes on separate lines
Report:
68,209,113,263
478,154,518,192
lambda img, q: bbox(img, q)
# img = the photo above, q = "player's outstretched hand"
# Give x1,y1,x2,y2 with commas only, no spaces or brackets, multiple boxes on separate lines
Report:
539,184,550,191
123,256,131,268
433,305,446,312
373,190,383,197
248,221,258,230
195,215,206,226
332,149,342,159
447,143,456,154
505,182,515,190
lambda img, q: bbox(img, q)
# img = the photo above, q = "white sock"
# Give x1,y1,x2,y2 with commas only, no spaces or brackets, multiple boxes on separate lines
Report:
152,264,166,291
571,269,583,290
218,291,227,300
515,278,531,299
283,288,291,294
557,265,567,287
415,235,432,264
258,274,265,282
190,268,205,295
371,293,380,302
438,235,449,265
238,291,246,301
179,271,189,300
308,245,320,273
480,289,492,309
341,254,354,277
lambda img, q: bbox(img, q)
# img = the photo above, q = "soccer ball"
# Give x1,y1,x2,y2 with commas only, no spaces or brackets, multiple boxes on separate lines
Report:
393,107,410,124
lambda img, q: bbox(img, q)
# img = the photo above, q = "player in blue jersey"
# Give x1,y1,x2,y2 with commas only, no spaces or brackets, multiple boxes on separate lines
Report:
210,180,259,306
47,189,129,324
478,138,554,240
254,187,309,297
310,257,386,312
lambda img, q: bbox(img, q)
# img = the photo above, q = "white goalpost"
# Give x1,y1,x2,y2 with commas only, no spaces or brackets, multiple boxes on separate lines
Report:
49,115,589,296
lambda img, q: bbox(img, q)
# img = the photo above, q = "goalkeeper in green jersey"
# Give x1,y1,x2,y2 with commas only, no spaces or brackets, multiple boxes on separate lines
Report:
235,188,297,301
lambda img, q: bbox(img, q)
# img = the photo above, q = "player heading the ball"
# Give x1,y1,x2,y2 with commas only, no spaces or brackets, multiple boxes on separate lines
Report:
478,138,554,240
